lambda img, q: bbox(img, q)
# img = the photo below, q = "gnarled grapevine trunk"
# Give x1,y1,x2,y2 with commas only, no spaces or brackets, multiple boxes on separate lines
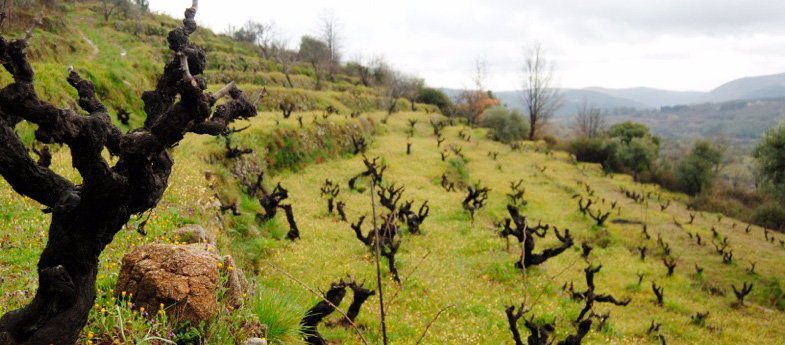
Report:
0,2,261,344
0,200,129,344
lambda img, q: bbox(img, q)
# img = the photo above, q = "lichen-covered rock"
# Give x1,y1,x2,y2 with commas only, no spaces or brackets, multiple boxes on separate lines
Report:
170,224,216,245
115,243,220,324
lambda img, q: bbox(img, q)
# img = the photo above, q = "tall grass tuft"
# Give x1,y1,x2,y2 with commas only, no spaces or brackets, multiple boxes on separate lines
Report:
250,286,307,345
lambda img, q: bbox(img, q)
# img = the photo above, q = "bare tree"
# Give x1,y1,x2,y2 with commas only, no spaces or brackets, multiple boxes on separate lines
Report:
574,101,606,139
458,57,497,125
272,37,297,88
520,44,562,140
472,57,488,91
406,77,424,111
134,0,149,13
100,0,130,21
0,2,261,344
347,54,373,87
299,35,330,89
318,9,342,80
370,56,393,87
245,20,278,59
383,71,420,115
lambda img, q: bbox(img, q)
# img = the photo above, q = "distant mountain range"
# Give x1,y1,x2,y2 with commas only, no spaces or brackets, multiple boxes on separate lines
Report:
443,72,785,116
703,73,785,103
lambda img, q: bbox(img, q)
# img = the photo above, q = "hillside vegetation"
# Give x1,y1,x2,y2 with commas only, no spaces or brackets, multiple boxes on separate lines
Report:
0,2,783,345
0,1,429,135
3,109,785,344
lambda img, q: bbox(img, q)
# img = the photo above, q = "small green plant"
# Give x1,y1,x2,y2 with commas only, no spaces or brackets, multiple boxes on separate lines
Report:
446,158,470,185
173,321,206,345
625,283,642,292
761,278,785,311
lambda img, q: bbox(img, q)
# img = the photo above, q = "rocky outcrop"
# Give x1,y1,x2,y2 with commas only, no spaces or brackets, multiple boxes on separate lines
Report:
115,243,220,324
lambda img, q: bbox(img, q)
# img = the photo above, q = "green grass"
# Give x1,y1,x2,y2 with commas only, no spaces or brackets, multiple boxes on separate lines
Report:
250,285,308,344
3,110,785,344
0,2,784,345
238,112,785,344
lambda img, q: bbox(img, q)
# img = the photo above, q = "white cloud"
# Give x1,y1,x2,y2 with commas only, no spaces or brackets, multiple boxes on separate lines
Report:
150,0,785,92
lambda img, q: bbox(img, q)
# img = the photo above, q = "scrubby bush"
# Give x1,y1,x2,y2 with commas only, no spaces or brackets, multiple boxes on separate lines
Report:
568,122,660,179
644,160,681,192
751,202,785,231
608,121,656,145
754,122,785,201
687,193,747,220
480,106,530,143
675,140,724,195
568,138,612,164
416,88,452,114
719,186,768,208
606,137,659,178
543,135,558,149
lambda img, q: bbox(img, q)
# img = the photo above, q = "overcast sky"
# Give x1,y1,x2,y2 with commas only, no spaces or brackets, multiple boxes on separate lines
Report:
150,0,785,92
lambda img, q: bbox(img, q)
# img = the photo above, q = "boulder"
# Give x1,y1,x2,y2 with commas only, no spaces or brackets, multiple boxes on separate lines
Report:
115,243,220,324
170,224,216,245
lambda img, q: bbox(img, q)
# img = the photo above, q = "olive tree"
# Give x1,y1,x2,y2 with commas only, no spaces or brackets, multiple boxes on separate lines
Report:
676,139,724,195
754,122,785,200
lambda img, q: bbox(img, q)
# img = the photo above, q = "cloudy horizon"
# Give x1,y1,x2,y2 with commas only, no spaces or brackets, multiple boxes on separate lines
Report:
150,0,785,93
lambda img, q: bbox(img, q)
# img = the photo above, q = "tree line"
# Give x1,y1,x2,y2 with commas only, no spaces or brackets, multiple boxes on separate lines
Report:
567,105,785,232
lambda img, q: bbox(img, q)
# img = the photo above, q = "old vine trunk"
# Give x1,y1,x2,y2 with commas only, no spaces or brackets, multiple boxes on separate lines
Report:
0,1,260,344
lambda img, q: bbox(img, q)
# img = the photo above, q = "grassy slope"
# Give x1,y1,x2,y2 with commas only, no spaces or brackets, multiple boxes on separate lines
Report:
0,2,418,135
3,111,784,344
0,2,783,345
245,112,785,344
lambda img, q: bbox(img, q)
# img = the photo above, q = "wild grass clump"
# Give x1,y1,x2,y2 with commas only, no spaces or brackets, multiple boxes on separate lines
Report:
446,157,470,186
249,286,307,345
761,278,785,311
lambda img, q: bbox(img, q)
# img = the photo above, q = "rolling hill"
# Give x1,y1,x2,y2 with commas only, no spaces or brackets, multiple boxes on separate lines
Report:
485,73,785,120
586,87,704,108
443,88,652,117
704,73,785,103
496,89,652,116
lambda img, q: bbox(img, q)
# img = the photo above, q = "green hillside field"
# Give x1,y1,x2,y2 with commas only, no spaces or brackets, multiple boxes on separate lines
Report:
0,2,783,345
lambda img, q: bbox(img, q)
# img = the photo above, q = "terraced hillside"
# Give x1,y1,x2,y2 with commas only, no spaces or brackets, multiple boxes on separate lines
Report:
0,1,411,136
223,112,785,344
0,2,783,345
4,110,784,344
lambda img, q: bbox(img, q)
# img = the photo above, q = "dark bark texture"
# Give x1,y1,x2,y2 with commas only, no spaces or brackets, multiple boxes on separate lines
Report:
571,265,631,322
340,279,375,326
506,302,593,345
398,200,429,234
301,281,347,345
349,214,402,283
279,204,300,241
462,185,489,221
320,179,340,214
0,2,260,344
498,205,573,268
